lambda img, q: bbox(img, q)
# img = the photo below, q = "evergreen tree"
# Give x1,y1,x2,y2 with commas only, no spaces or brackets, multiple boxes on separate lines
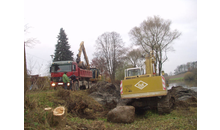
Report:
53,28,73,61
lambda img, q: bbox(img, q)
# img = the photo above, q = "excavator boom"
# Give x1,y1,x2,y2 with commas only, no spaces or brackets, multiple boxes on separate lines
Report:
76,41,90,70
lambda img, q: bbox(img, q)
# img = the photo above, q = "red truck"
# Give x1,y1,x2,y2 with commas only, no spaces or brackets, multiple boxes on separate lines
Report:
50,60,92,88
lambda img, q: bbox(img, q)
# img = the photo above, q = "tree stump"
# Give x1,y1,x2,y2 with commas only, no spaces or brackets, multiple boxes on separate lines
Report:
52,106,67,128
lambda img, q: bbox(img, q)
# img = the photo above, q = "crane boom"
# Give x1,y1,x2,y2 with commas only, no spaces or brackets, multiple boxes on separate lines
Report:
76,41,90,70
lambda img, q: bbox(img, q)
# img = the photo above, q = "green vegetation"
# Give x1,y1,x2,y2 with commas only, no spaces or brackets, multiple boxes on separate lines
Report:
65,108,197,130
24,89,197,130
169,77,184,82
53,28,74,61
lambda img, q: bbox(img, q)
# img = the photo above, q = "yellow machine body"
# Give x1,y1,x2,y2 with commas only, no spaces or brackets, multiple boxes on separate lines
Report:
120,52,167,99
89,68,102,83
121,75,167,99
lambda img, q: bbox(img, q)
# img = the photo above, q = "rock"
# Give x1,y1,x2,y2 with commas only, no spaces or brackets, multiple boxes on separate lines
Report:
107,106,135,123
89,92,119,109
89,92,105,104
167,86,198,109
98,83,116,94
89,81,121,109
169,86,197,101
88,81,108,94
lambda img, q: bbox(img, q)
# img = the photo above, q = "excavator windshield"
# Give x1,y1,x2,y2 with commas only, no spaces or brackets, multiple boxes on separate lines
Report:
125,68,144,77
128,69,141,76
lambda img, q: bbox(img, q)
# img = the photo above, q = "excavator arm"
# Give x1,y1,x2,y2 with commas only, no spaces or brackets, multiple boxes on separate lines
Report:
76,41,90,70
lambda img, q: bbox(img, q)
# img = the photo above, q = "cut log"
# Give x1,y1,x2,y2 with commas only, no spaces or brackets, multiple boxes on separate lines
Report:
52,106,67,128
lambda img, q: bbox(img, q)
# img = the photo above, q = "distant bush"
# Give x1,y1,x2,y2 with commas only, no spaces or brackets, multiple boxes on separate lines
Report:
184,72,194,81
184,68,197,84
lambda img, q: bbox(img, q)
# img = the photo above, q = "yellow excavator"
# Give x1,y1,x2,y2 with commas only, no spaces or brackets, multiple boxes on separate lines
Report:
120,52,174,114
76,41,101,83
76,41,90,70
90,67,102,83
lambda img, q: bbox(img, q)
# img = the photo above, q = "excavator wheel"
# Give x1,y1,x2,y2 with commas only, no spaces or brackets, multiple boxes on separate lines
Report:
157,91,175,114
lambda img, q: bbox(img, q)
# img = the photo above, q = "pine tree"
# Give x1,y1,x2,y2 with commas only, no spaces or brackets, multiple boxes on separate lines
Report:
53,28,73,61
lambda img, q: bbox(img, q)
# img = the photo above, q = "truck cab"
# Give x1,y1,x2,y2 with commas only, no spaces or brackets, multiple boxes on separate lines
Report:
50,61,77,87
50,61,92,88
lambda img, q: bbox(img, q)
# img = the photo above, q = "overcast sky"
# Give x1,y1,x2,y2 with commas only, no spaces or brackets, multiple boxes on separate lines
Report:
24,0,197,76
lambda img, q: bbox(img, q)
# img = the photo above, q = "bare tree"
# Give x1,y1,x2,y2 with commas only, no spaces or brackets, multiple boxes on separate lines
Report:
90,56,107,75
24,24,39,96
27,56,37,75
129,16,181,75
125,48,146,68
95,32,125,84
24,24,39,47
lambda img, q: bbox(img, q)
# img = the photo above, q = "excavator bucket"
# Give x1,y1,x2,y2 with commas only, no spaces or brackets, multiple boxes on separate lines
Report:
120,76,167,99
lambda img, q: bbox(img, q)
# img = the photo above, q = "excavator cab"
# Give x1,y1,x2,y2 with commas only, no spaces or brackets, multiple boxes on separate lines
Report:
90,68,101,83
124,68,144,80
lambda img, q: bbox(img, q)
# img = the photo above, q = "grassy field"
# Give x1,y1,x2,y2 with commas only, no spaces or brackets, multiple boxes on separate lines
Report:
166,73,185,83
167,73,186,80
24,89,197,130
169,77,184,81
